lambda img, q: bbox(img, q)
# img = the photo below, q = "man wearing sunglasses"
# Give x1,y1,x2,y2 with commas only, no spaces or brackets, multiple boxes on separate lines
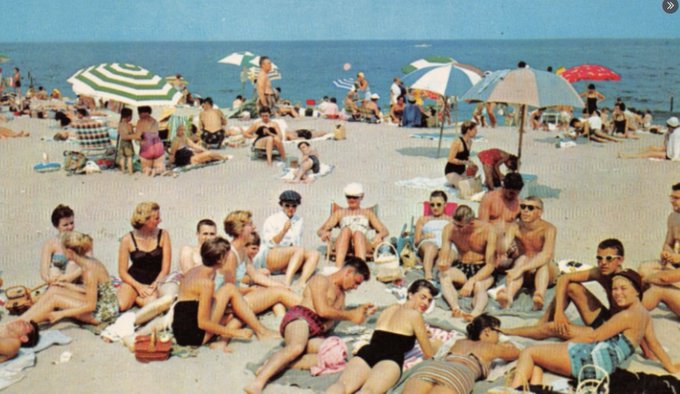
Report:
437,205,497,321
502,238,625,340
639,182,680,316
495,196,558,311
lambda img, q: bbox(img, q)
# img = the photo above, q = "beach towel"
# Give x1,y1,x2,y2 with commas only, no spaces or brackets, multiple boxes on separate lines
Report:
163,156,233,176
0,330,72,391
283,133,334,144
279,163,334,181
395,177,486,202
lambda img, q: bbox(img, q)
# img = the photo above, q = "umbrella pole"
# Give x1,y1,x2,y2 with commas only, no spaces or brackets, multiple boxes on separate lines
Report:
436,96,447,158
517,104,526,166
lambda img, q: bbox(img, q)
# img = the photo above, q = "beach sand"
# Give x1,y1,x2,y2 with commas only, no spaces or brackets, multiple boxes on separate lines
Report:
0,114,678,393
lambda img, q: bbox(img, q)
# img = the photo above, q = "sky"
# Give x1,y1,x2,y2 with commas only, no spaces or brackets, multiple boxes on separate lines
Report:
3,0,679,42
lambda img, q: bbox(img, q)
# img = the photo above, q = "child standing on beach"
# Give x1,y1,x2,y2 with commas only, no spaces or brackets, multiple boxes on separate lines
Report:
290,141,320,183
117,108,139,175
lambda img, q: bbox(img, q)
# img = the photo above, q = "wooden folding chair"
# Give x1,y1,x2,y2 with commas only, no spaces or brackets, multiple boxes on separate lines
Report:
325,202,379,264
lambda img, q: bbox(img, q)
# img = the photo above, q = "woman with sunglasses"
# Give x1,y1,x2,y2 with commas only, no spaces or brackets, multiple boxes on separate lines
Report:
403,314,520,394
510,270,680,388
415,190,454,281
318,183,389,267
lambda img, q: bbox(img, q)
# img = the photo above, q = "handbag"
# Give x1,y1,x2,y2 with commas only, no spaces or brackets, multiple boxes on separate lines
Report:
5,283,47,315
333,124,346,140
399,241,418,269
373,242,403,282
134,330,172,363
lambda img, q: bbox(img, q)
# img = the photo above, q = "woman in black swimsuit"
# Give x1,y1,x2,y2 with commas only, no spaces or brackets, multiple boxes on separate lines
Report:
444,121,478,189
579,84,605,115
117,201,172,311
326,280,438,394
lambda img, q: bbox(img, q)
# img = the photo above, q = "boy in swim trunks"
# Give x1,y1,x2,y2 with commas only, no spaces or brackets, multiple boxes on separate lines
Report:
245,257,376,394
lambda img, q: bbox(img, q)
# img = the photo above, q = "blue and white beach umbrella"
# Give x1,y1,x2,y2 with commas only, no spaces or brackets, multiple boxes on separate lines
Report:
461,68,584,161
332,78,355,90
401,62,483,98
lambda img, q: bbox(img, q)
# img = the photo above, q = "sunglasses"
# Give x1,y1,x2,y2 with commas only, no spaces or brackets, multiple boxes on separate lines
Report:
282,203,298,208
429,202,444,208
596,255,621,262
346,195,360,200
520,204,539,211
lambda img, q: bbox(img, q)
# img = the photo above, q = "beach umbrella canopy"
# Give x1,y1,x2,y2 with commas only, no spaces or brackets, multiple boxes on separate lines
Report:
560,64,621,83
401,56,457,74
461,67,584,161
67,63,182,107
332,77,355,90
0,54,10,64
402,62,483,98
218,51,278,70
165,75,189,86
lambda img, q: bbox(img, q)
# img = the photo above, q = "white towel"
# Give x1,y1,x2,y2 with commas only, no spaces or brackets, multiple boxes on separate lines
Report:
279,163,334,181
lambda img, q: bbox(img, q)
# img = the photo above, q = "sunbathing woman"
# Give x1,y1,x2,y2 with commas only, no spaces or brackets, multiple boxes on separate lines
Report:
403,314,520,394
244,107,286,166
415,190,453,281
326,280,437,394
612,103,639,139
117,202,171,311
290,141,321,183
0,126,29,138
283,129,332,141
510,270,680,388
168,124,228,168
318,183,389,267
22,231,120,325
444,121,478,189
40,204,82,284
619,116,679,160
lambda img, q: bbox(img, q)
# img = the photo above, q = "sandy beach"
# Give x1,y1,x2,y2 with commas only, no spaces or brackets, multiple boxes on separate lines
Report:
0,113,678,393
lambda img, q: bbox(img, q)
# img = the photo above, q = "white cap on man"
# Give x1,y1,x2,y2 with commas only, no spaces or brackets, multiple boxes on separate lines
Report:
667,117,679,128
370,93,380,100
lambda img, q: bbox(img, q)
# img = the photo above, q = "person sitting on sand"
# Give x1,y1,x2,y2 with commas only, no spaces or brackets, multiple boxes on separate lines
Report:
529,108,549,131
362,93,383,123
117,202,171,311
509,270,680,388
585,109,623,143
179,219,219,274
244,257,375,394
0,320,40,362
40,204,82,285
170,237,257,347
243,107,286,166
612,102,639,139
478,172,524,263
390,95,405,125
198,97,227,148
22,231,120,326
0,126,29,138
477,149,518,191
403,314,520,394
255,191,319,288
444,121,479,189
402,95,426,128
415,190,454,281
116,108,140,175
639,182,680,316
274,90,300,118
290,141,321,183
502,238,626,340
137,106,165,176
437,205,498,320
317,183,389,267
619,116,680,160
169,124,229,168
495,196,559,310
326,280,437,394
344,89,360,120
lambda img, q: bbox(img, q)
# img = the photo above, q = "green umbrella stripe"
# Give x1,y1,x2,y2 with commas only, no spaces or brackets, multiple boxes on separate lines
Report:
100,64,158,81
73,79,178,101
78,70,169,92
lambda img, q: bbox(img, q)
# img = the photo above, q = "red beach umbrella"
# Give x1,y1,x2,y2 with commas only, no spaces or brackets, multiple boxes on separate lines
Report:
560,64,621,83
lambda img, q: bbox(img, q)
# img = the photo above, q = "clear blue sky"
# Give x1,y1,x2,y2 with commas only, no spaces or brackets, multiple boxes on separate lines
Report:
4,0,679,42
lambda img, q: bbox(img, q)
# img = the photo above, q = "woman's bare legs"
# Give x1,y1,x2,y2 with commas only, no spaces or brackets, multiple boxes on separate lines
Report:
326,357,371,394
191,151,227,165
292,158,314,182
334,227,353,267
352,231,370,261
419,242,439,280
511,344,571,387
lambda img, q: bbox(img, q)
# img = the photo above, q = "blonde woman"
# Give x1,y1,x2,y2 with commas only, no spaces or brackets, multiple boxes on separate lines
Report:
117,202,171,311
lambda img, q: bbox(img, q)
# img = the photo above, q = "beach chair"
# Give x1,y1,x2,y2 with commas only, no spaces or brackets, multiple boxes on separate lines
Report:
400,201,458,257
324,202,379,263
69,120,116,167
250,118,288,161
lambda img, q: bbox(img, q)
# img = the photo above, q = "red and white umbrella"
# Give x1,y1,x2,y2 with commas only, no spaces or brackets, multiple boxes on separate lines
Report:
559,64,621,83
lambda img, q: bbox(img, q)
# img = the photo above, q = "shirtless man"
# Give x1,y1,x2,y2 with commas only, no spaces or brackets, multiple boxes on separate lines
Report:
179,219,218,274
496,196,558,310
198,97,227,148
639,182,680,316
437,205,498,321
363,93,383,123
0,320,40,363
244,257,375,394
478,172,524,264
256,56,276,111
502,239,625,340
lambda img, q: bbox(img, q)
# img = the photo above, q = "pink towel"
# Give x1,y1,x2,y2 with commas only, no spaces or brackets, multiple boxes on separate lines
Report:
310,336,348,376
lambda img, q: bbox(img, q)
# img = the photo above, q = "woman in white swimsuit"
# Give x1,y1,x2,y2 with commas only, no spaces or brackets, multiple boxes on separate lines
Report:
415,190,454,281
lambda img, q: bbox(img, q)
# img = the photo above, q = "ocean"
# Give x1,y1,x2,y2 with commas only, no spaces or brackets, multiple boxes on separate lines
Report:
1,39,679,118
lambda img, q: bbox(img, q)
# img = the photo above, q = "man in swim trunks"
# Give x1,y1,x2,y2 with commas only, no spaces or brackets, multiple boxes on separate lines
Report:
640,182,680,316
245,257,375,394
256,56,276,112
0,320,39,362
502,238,625,340
496,196,559,310
198,97,227,147
479,172,524,264
437,205,498,321
477,149,518,191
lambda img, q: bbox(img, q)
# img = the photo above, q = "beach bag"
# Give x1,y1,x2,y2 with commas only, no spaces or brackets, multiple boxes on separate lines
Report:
5,283,47,315
63,150,87,174
399,241,418,269
373,242,403,282
458,176,483,200
134,330,172,363
334,124,346,140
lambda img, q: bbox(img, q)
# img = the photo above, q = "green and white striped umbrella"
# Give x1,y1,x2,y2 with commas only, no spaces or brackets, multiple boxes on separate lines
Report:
0,54,10,64
401,56,457,74
218,51,278,70
67,63,182,107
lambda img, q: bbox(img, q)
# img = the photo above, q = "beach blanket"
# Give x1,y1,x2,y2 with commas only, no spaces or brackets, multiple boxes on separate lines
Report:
279,163,334,181
395,177,486,202
410,133,488,144
162,156,232,176
283,133,334,144
0,330,72,391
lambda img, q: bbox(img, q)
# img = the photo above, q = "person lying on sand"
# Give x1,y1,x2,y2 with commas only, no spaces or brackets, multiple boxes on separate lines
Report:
437,205,497,321
244,257,375,394
168,124,229,168
0,320,40,363
283,129,332,141
0,126,29,138
618,116,679,160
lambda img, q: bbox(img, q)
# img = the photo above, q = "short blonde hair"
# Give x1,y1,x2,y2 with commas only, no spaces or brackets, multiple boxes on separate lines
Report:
131,201,160,229
61,231,93,256
223,210,252,238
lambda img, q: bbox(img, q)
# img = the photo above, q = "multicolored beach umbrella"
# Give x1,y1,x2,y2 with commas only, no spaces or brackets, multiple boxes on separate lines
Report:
67,63,181,107
401,62,483,98
462,67,584,161
560,64,621,83
400,56,457,74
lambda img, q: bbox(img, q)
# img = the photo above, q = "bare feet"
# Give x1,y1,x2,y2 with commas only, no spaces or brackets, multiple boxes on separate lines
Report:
532,292,545,311
243,382,263,394
256,328,281,341
452,308,474,321
496,288,510,309
209,339,235,353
